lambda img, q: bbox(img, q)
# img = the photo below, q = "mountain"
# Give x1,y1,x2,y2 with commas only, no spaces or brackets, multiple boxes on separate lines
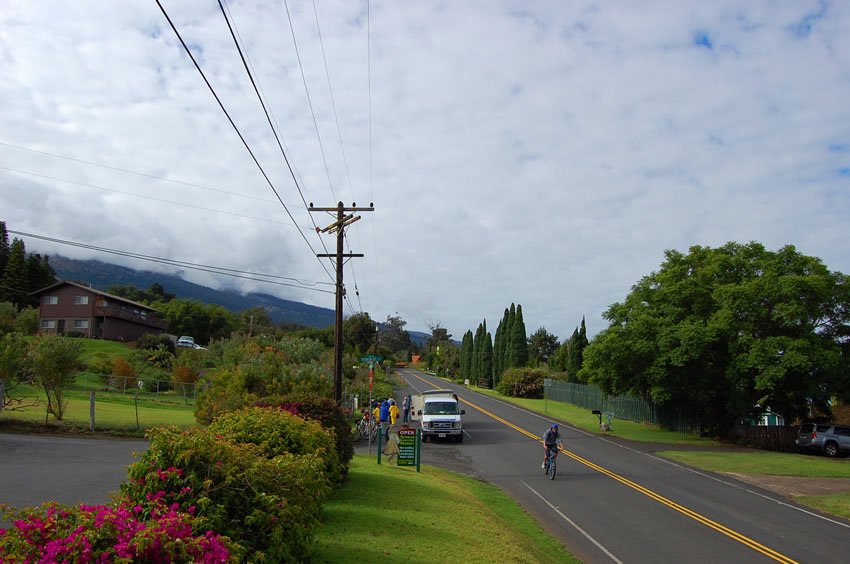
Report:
49,256,336,329
47,256,433,345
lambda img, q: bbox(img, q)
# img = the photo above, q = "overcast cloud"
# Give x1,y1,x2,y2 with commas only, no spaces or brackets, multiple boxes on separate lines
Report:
2,1,849,341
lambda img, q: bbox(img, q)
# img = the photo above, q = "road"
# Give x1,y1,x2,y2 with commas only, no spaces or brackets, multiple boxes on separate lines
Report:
398,368,850,564
0,433,145,524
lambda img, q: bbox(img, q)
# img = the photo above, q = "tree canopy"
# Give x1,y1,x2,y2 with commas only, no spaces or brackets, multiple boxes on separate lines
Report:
581,242,850,436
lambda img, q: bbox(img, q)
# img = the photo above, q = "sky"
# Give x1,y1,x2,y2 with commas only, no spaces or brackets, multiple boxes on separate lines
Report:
2,0,849,341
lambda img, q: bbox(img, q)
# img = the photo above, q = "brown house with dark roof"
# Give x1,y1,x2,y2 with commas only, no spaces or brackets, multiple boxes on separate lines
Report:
31,280,167,342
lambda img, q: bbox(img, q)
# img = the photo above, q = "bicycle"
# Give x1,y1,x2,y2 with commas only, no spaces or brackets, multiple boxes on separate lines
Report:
543,445,558,480
356,413,375,442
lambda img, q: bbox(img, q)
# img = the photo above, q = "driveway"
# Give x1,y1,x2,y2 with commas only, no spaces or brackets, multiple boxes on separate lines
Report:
0,433,147,521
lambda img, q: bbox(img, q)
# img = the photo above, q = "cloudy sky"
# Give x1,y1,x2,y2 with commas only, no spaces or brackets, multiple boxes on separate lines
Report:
2,1,849,341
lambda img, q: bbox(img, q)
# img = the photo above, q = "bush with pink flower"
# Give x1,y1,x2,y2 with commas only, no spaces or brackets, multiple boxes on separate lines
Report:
0,499,233,563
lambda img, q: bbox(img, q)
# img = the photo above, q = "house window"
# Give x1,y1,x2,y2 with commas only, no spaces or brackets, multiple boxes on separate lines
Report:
41,319,56,329
74,296,90,305
74,319,90,329
44,296,58,305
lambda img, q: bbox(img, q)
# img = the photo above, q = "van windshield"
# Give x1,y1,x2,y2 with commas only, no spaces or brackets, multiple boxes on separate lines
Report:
423,402,459,415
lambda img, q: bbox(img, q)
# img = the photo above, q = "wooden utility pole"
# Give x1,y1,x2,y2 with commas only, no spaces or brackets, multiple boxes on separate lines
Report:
310,201,374,403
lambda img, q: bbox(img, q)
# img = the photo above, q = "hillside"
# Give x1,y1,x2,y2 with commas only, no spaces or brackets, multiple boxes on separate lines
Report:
49,256,336,329
48,256,432,345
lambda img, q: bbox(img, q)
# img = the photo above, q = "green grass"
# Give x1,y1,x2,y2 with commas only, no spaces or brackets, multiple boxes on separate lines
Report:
658,450,850,478
795,492,850,520
470,386,715,446
76,338,135,365
313,455,577,563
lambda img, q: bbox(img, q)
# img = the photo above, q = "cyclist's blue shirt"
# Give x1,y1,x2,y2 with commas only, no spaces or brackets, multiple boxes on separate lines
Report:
543,429,559,446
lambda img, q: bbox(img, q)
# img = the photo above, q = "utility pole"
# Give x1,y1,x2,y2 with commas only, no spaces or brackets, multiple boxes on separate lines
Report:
310,201,374,403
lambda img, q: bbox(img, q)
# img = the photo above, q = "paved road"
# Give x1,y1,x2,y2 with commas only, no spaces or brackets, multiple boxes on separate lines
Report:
0,433,146,523
399,368,850,564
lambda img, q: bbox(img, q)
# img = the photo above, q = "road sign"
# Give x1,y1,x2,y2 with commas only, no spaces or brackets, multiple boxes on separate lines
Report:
360,354,382,364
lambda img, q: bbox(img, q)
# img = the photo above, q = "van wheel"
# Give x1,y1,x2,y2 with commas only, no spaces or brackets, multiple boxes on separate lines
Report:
824,441,839,457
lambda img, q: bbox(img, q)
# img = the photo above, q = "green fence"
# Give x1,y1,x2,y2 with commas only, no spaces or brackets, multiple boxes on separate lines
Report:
544,379,701,435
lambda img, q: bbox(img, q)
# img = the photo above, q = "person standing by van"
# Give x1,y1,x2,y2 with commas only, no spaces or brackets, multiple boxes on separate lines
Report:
402,395,411,423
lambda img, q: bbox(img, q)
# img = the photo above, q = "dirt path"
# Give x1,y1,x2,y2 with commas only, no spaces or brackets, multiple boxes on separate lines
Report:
722,473,850,498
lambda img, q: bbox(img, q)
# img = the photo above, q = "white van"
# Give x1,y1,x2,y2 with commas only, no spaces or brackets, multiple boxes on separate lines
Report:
412,389,465,443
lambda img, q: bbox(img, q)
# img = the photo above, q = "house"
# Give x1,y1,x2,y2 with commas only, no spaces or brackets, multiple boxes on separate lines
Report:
31,280,167,341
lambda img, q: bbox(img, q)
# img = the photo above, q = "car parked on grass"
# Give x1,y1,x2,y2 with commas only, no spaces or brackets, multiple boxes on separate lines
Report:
176,336,196,348
796,422,850,457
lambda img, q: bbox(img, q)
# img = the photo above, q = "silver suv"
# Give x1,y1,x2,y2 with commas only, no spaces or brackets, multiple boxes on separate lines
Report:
796,422,850,457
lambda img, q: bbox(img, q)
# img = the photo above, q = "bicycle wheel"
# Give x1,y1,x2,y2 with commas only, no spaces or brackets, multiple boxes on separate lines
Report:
549,457,556,480
358,420,370,440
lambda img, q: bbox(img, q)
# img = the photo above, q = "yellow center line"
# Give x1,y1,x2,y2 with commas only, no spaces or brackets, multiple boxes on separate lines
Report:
406,371,798,564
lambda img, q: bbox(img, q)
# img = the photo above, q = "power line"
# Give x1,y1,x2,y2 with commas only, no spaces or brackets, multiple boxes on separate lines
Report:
8,230,334,294
311,0,356,204
282,0,337,201
154,0,334,282
215,0,334,262
0,140,277,204
0,167,312,229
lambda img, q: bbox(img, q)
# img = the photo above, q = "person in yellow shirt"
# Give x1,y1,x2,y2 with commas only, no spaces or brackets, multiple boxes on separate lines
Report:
389,398,400,424
372,401,381,429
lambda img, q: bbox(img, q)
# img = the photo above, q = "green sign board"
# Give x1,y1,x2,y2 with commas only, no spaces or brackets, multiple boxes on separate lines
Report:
360,354,383,364
397,427,417,467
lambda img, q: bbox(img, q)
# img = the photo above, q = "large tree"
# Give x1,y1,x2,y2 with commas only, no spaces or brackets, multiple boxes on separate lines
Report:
460,330,473,383
343,312,377,355
581,242,850,436
528,326,559,367
511,304,529,368
0,239,29,309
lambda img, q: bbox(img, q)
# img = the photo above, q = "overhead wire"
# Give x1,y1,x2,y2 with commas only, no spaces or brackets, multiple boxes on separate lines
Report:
8,230,335,294
0,167,311,228
367,0,384,314
215,0,335,266
0,140,277,204
281,0,337,202
154,0,334,282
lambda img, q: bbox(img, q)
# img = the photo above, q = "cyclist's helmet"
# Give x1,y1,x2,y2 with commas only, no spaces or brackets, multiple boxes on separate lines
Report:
550,423,558,431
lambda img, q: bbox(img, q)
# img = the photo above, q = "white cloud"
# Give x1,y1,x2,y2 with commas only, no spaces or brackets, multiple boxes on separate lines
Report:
1,0,849,341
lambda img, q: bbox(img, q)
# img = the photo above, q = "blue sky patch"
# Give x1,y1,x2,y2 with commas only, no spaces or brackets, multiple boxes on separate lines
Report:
829,143,848,152
789,1,827,38
839,167,850,177
693,31,713,50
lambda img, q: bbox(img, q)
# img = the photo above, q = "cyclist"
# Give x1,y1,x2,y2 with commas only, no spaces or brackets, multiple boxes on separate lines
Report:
541,423,563,469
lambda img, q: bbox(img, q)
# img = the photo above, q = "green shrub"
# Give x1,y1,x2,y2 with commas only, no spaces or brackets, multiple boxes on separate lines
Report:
259,392,354,474
121,425,329,562
209,406,342,484
496,367,547,398
194,366,256,425
136,332,176,354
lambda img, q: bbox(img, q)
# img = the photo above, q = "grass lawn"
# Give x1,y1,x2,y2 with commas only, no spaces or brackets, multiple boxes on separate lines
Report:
658,450,850,478
313,455,577,564
795,492,850,520
470,386,715,446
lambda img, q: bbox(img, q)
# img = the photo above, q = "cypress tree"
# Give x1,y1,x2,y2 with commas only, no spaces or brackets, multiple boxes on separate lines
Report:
472,323,483,385
1,239,28,308
566,327,580,378
0,222,9,275
505,304,516,368
492,317,504,382
482,332,494,388
512,304,529,367
460,330,473,382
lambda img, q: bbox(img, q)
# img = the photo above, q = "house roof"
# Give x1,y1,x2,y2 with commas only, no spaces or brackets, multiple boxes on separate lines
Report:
29,280,162,313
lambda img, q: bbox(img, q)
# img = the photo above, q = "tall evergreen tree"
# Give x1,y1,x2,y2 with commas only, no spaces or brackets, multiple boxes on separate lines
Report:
0,239,28,308
505,304,516,368
493,316,505,382
26,254,56,306
482,331,494,388
0,222,9,275
460,330,473,382
472,323,483,384
512,304,529,367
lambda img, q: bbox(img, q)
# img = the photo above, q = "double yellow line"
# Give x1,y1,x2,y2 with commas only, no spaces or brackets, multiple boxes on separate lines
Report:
408,372,797,564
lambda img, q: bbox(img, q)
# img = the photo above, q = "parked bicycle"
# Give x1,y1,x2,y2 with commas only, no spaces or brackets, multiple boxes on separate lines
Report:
356,412,378,442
